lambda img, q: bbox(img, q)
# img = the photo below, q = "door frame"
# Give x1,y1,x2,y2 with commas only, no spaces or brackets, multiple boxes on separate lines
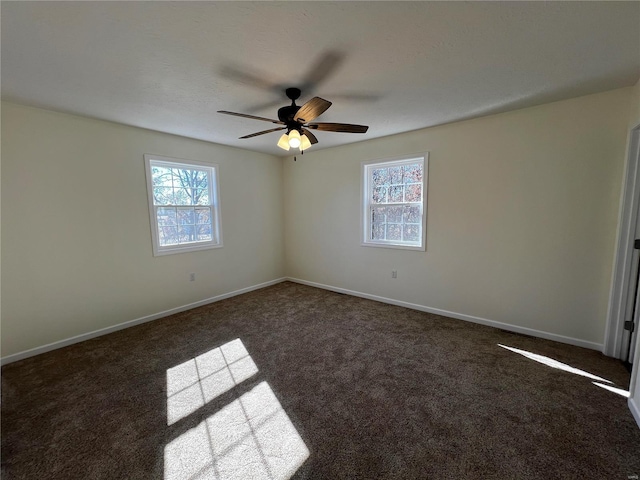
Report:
605,123,640,358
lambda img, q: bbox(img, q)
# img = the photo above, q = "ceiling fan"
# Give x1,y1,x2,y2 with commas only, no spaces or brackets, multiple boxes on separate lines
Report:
218,87,369,153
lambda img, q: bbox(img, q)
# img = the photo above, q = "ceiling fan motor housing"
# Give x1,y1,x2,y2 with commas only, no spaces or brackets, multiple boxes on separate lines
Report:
278,87,303,128
277,105,301,126
285,87,301,101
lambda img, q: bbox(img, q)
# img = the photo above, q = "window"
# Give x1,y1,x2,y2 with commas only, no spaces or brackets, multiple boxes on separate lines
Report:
144,154,222,256
362,154,428,251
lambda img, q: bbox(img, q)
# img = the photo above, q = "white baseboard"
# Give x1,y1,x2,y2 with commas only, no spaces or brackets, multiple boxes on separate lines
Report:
1,277,287,366
286,277,604,351
2,276,604,366
629,397,640,429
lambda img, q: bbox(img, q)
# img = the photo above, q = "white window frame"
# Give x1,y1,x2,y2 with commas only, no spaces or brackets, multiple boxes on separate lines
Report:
144,154,223,256
361,153,428,251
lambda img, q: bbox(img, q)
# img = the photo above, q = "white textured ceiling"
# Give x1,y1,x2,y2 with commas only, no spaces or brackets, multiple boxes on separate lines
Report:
2,1,639,157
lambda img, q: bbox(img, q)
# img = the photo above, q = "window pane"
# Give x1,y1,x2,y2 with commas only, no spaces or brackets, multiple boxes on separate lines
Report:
153,187,174,205
170,168,192,189
194,189,210,206
197,224,212,241
405,184,422,202
403,205,421,223
152,166,173,187
157,207,177,226
403,164,423,184
177,207,195,225
169,168,208,205
370,204,422,243
159,226,179,246
371,206,386,223
389,166,402,184
372,168,389,186
195,207,211,224
178,225,195,242
403,224,420,242
193,170,209,189
173,187,193,205
387,224,401,241
389,185,404,202
171,168,210,191
371,223,385,241
372,186,387,203
387,206,403,223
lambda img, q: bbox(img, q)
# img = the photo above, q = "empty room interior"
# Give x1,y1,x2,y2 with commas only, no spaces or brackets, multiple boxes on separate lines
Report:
2,2,640,479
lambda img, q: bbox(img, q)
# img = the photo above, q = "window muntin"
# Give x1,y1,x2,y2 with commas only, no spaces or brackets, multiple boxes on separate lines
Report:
144,155,222,256
362,155,427,250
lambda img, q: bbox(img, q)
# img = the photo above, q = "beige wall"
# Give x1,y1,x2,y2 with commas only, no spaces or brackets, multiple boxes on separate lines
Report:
284,88,631,347
1,87,634,360
1,102,285,357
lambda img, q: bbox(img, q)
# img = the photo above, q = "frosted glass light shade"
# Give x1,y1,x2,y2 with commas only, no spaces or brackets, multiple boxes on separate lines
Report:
277,133,290,151
288,129,301,148
300,134,312,151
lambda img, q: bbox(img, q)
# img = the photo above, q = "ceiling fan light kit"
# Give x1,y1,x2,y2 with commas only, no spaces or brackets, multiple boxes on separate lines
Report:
287,129,301,148
218,87,369,154
300,133,312,151
276,129,313,153
277,133,291,151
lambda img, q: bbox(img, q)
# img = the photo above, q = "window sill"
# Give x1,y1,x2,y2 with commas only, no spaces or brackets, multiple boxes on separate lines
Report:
360,241,425,252
153,242,223,257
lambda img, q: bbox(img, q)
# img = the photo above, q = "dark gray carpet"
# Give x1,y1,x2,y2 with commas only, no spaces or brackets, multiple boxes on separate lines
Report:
2,281,639,479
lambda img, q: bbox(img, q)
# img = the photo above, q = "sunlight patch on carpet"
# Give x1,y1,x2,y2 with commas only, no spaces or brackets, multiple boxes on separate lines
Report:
592,382,630,397
166,339,259,425
498,344,612,383
164,381,309,480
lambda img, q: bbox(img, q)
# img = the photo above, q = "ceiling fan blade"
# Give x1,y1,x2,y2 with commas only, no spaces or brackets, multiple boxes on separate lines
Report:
239,127,286,139
300,51,345,93
324,92,383,103
294,97,332,123
218,111,284,124
307,123,369,133
219,65,281,93
244,99,285,114
302,129,318,145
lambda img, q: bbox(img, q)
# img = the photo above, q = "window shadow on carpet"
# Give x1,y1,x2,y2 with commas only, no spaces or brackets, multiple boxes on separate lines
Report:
164,339,309,480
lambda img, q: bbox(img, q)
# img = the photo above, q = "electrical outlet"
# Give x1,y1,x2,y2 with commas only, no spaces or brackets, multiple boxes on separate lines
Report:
392,270,397,279
190,273,196,282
